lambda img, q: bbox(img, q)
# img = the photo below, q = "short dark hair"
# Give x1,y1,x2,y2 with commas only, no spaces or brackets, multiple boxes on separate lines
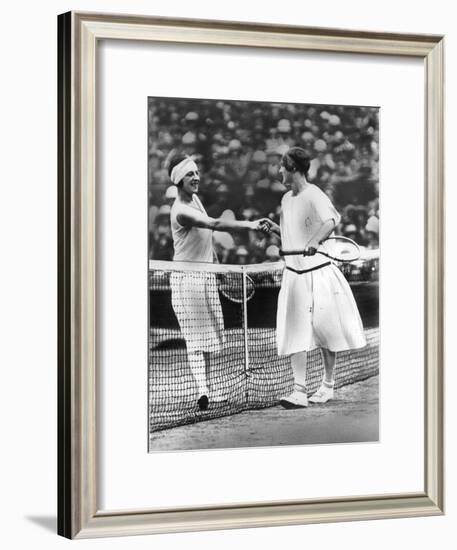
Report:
282,147,311,176
167,153,188,186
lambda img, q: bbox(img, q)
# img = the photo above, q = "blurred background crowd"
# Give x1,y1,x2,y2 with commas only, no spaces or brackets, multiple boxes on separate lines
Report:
148,97,379,278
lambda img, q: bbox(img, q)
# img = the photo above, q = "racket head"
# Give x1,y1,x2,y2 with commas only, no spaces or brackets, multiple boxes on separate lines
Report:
218,272,255,303
320,236,360,262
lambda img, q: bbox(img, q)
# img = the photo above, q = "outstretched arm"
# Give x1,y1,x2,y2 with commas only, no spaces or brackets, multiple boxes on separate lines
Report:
177,210,270,233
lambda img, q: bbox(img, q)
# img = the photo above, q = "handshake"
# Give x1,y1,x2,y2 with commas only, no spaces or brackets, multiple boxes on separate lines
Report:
251,218,279,234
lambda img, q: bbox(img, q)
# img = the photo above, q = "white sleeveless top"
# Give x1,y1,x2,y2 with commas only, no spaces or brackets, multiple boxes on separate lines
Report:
280,184,341,271
170,194,214,262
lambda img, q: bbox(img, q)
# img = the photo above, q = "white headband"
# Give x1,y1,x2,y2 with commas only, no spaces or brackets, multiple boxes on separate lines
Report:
170,158,199,185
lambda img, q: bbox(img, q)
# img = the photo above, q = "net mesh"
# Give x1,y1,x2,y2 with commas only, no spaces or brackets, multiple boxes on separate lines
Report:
149,261,379,433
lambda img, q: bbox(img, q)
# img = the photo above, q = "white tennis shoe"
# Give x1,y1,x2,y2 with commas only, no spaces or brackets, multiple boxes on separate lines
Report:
309,383,334,404
280,387,308,409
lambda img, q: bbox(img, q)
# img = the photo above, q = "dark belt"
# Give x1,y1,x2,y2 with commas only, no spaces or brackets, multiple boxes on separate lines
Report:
286,261,331,275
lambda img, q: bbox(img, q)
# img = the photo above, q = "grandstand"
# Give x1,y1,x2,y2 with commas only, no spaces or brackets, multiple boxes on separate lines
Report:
148,97,379,265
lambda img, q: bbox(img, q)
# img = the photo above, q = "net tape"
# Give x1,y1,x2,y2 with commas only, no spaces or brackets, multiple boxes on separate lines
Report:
149,260,379,434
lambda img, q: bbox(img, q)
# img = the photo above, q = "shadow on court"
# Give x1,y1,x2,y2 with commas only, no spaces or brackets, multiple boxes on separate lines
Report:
150,375,379,451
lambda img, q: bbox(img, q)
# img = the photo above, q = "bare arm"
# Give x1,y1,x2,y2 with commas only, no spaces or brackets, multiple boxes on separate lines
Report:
305,219,336,254
177,210,269,233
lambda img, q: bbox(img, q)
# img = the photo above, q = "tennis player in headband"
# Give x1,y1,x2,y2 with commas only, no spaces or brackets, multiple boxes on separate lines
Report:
168,154,270,410
266,147,366,408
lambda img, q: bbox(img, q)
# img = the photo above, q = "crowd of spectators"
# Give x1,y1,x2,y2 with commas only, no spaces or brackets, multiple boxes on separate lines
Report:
148,98,380,267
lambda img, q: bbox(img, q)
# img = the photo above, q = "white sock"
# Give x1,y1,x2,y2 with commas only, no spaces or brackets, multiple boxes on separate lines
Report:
188,352,209,396
291,352,307,393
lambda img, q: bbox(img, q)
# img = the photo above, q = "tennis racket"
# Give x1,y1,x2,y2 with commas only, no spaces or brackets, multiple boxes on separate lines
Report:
217,272,255,303
280,236,360,263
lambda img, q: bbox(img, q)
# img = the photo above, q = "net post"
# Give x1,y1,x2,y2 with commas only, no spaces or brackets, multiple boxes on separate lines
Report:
242,267,250,384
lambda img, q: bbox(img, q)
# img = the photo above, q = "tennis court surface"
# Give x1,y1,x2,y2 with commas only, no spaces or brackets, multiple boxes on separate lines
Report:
150,375,379,451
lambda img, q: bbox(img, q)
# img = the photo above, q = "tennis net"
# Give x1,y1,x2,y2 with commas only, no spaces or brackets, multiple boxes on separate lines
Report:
149,260,379,433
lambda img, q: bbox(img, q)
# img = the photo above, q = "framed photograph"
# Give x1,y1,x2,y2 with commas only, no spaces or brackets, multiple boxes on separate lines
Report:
147,95,380,449
58,11,444,539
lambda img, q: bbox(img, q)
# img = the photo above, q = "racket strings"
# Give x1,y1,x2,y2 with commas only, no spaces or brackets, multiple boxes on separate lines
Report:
218,272,255,303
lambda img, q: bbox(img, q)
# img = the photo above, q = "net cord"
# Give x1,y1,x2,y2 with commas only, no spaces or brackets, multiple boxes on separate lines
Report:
149,259,284,274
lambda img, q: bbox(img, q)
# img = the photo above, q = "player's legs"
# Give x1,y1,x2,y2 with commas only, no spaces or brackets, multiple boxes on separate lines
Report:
291,351,308,389
188,351,226,410
203,352,227,403
308,265,365,404
188,351,210,410
321,347,336,385
309,347,336,403
280,351,308,409
172,272,225,410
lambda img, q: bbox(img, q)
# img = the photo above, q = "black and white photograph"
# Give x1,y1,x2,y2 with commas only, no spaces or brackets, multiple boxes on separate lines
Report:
148,96,379,451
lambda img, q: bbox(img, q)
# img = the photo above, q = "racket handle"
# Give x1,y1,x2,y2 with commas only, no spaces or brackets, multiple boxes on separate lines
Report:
279,249,326,257
279,249,304,256
279,249,309,256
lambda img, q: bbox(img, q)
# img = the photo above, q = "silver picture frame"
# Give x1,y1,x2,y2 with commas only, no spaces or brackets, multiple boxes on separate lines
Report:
58,11,444,539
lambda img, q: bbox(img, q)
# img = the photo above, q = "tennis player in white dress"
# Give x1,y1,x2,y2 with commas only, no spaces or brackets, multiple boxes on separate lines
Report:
167,154,269,410
266,147,366,408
